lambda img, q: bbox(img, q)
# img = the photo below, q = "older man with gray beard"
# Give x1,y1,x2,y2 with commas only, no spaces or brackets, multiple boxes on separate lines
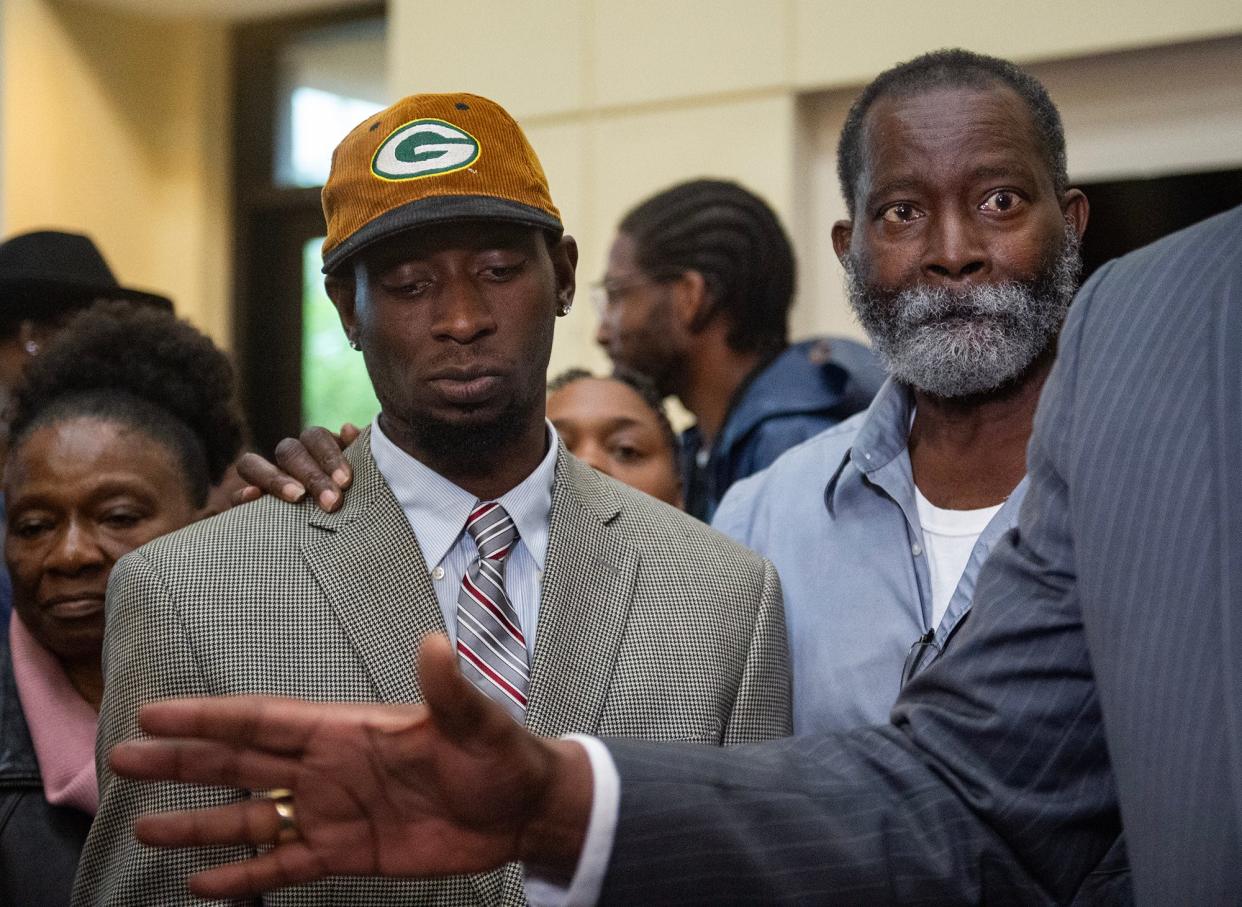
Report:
712,48,1090,735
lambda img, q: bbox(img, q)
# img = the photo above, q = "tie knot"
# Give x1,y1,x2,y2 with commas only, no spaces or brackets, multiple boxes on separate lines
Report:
465,502,518,563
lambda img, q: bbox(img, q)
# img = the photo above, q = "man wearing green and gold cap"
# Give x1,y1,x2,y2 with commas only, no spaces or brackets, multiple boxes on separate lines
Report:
75,93,791,906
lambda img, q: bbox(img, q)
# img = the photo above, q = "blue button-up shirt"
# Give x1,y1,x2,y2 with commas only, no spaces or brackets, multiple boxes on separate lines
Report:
712,379,1027,735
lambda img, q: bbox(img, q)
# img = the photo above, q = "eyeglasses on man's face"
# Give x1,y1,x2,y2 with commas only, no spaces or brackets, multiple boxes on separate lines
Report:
590,276,664,315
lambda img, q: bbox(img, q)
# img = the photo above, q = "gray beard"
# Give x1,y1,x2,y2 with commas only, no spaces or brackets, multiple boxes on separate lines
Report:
844,224,1082,398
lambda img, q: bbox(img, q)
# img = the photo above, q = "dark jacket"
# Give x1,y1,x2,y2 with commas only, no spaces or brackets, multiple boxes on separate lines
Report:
1,494,13,628
681,337,885,522
0,634,92,906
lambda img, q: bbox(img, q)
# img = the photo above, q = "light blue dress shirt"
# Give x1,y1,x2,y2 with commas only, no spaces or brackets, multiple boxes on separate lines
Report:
370,419,557,659
712,378,1028,736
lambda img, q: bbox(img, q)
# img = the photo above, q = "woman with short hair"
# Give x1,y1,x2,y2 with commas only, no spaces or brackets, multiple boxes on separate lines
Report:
0,301,243,905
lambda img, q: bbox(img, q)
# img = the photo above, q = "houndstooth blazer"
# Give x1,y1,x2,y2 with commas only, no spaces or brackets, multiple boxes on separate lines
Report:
73,433,790,906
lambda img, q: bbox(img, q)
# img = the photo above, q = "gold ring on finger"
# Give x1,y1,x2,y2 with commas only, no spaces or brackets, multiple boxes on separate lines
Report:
262,788,299,845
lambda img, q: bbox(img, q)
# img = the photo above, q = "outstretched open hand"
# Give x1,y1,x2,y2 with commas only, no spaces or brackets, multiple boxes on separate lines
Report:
111,635,591,900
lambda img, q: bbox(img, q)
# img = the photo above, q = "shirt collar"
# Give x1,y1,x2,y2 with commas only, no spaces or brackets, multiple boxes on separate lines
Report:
824,378,914,499
8,611,98,815
370,418,558,572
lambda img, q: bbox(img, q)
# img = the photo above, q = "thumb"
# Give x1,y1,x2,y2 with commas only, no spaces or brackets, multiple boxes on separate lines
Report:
418,634,502,741
337,422,362,447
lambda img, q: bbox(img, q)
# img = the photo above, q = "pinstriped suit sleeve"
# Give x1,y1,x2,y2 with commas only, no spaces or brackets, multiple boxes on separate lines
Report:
722,558,791,745
597,267,1123,905
71,550,257,906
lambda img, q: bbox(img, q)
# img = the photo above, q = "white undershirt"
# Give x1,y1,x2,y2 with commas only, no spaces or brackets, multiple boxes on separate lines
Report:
914,487,1003,627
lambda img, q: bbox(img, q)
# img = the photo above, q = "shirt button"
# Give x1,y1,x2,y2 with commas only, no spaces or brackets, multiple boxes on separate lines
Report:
432,566,445,580
911,543,923,557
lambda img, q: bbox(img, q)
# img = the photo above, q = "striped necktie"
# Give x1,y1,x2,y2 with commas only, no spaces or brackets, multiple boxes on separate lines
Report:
455,501,528,721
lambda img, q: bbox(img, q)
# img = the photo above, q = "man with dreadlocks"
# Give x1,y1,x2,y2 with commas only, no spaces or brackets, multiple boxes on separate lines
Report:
595,179,884,522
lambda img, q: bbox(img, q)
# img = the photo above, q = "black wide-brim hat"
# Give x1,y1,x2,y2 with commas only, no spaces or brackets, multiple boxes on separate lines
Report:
0,230,173,316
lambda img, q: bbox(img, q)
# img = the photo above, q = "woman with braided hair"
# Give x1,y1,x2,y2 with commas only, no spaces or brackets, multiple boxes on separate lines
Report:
0,301,244,905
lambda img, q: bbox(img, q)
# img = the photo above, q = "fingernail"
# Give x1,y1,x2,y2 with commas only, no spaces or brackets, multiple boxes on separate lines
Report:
284,483,306,501
319,489,339,510
332,468,350,485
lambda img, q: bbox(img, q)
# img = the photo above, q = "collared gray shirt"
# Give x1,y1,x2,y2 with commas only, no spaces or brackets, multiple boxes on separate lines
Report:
713,378,1027,735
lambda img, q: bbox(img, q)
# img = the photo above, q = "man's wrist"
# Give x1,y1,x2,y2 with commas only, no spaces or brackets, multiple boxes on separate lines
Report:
517,738,594,884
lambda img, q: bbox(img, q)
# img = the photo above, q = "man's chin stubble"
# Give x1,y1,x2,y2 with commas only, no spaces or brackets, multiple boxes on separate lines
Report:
409,403,539,475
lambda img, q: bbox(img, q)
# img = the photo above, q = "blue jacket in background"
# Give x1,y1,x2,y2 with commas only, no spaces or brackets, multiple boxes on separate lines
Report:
680,336,884,522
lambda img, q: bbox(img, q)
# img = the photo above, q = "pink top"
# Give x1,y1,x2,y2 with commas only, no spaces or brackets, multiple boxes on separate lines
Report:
8,611,99,815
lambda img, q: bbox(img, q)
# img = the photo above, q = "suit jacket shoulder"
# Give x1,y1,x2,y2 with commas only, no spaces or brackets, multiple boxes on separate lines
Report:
1034,204,1242,902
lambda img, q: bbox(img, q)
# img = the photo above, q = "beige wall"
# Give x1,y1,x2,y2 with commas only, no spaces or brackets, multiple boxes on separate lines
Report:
3,1,1240,365
0,0,231,343
389,0,1242,376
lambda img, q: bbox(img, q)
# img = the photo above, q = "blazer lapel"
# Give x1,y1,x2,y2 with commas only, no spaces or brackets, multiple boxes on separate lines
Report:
524,448,639,738
300,431,447,705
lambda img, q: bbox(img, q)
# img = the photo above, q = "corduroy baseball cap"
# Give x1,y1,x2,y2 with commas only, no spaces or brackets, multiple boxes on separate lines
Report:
321,92,562,274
